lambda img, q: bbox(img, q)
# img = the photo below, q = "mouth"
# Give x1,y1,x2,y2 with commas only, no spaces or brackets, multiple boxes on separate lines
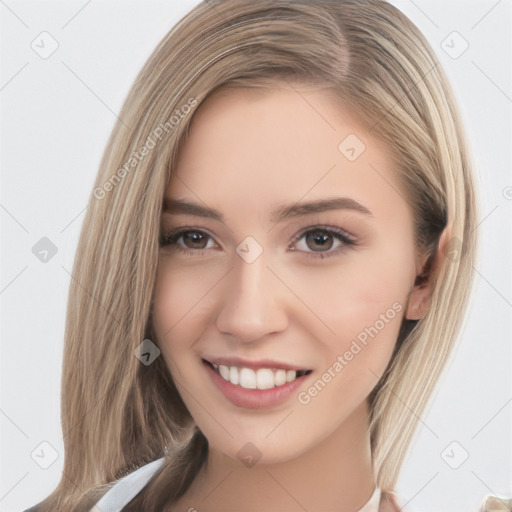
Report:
202,359,313,390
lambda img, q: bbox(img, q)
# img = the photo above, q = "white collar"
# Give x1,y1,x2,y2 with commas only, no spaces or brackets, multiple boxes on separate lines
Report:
90,457,166,512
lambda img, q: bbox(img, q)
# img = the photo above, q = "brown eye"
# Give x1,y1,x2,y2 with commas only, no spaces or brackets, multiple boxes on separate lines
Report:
304,230,335,252
160,229,215,252
291,226,356,261
181,231,209,249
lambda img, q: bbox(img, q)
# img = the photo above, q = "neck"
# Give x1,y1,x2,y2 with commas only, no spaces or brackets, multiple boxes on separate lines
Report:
169,400,376,512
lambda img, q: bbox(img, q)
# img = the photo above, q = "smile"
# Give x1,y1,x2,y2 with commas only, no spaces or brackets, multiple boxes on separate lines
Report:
202,358,313,409
207,361,311,390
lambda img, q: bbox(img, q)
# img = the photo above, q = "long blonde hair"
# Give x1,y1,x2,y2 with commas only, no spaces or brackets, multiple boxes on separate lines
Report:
31,1,478,510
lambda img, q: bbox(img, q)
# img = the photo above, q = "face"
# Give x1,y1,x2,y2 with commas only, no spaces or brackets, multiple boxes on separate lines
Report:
152,84,427,465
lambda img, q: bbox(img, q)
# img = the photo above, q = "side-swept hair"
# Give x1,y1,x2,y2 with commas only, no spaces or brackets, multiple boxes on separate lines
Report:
30,1,477,510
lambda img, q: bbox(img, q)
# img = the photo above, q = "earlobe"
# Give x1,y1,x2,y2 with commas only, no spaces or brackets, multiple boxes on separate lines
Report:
405,261,431,320
405,226,451,320
405,286,429,320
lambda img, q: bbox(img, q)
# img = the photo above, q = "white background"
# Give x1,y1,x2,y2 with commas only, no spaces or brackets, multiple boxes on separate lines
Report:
1,1,511,511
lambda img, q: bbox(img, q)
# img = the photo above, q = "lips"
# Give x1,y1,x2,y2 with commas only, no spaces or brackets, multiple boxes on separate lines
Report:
202,356,311,372
202,358,313,409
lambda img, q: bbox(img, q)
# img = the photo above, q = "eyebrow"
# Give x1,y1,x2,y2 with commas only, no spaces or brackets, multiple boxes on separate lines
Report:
162,197,372,223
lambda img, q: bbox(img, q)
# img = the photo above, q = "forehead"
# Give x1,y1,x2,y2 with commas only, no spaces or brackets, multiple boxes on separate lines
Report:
165,85,404,219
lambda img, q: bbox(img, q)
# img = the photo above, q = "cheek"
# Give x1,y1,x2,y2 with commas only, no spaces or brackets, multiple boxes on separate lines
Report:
281,255,409,382
282,256,409,335
296,280,405,413
152,264,203,359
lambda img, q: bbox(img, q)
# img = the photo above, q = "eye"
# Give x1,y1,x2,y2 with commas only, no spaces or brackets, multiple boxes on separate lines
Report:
160,225,357,260
160,228,217,256
289,226,356,260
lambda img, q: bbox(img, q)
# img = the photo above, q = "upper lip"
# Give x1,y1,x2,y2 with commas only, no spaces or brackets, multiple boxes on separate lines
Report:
202,356,311,372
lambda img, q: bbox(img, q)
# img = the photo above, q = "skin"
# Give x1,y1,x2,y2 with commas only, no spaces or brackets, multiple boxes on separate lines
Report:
152,83,437,512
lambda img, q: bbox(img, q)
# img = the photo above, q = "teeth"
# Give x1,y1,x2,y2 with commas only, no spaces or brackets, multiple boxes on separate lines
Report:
219,365,229,380
229,366,239,385
211,363,306,389
239,368,257,389
256,369,274,390
275,369,287,386
286,370,297,382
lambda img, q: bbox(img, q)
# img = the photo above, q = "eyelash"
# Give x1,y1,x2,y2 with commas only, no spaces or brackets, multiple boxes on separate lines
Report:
160,224,357,261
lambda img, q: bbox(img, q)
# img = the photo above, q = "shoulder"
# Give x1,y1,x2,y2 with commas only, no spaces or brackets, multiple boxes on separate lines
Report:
89,457,166,512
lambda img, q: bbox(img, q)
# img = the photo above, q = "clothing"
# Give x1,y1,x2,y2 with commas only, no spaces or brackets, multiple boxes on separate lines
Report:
89,457,166,512
359,487,381,511
90,456,407,512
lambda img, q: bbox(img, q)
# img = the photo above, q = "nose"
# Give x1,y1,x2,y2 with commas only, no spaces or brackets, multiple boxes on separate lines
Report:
215,250,289,343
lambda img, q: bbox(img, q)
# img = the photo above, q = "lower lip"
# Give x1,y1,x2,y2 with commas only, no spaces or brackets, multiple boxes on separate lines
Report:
203,361,311,410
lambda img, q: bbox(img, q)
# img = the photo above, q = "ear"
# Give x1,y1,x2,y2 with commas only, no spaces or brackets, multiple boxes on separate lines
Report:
405,227,451,320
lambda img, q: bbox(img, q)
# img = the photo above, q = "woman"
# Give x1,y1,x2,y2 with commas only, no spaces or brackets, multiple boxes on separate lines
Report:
25,1,480,510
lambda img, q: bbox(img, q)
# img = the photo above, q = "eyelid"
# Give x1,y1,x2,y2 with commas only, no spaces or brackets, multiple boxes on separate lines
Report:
288,225,357,261
160,222,358,260
160,220,356,242
290,224,357,245
160,224,220,249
